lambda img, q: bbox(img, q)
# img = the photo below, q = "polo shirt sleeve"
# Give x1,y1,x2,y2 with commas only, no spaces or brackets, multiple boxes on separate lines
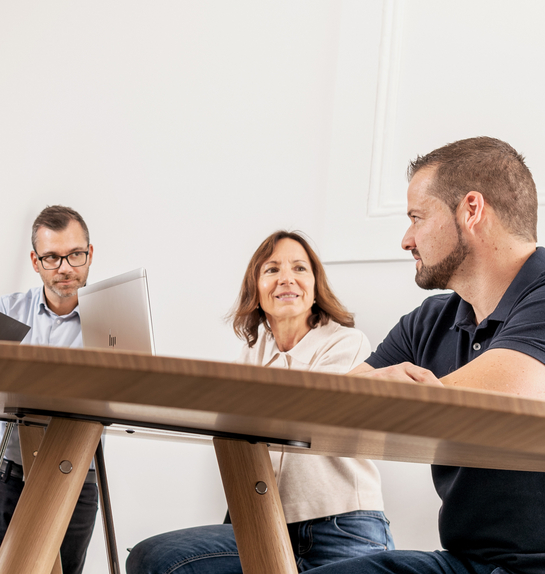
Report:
366,308,420,369
488,281,545,365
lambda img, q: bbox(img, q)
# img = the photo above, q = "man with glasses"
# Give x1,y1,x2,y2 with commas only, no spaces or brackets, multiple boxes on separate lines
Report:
0,205,97,574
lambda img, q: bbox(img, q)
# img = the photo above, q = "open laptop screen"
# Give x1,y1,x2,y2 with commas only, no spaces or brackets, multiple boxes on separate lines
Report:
78,268,156,355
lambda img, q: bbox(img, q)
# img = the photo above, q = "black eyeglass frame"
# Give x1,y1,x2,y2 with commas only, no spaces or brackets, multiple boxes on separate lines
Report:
35,250,90,270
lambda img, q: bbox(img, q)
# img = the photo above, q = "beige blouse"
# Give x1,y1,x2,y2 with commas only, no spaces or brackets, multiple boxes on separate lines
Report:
237,320,384,523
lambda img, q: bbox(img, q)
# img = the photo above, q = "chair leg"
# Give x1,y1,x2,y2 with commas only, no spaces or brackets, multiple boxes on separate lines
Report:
0,423,14,461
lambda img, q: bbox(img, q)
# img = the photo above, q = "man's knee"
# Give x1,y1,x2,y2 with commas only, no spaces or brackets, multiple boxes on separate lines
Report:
127,525,240,574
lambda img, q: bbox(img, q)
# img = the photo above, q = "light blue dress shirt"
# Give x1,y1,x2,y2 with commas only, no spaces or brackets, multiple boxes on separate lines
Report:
0,286,82,465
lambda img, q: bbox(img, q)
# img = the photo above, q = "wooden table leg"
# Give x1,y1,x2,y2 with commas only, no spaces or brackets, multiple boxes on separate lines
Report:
19,423,46,477
0,418,103,574
19,424,63,574
213,438,297,574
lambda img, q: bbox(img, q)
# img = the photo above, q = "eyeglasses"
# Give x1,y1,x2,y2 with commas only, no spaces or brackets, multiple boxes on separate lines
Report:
35,250,89,270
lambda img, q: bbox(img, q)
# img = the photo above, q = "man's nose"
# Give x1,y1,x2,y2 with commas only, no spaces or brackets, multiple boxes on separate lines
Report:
401,227,415,251
58,257,72,273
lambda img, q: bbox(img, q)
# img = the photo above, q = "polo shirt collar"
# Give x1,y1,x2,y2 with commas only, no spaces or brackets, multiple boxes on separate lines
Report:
453,298,475,331
454,247,544,331
488,246,545,322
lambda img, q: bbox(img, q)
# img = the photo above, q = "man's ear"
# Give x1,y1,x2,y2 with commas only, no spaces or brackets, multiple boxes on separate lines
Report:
88,244,94,266
30,251,40,273
458,191,485,233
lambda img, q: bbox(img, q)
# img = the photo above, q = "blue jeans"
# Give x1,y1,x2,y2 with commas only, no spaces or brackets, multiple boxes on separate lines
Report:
308,550,510,574
126,510,394,574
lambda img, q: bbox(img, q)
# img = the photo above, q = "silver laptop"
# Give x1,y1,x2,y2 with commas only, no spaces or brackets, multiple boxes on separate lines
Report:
78,268,156,355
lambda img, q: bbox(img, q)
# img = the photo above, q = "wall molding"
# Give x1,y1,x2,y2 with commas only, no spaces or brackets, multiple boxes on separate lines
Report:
367,0,406,218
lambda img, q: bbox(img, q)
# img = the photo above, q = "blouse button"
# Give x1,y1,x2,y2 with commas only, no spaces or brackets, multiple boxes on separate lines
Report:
473,342,481,351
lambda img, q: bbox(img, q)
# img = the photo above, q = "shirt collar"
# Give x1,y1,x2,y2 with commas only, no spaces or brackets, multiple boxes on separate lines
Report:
454,247,545,331
264,322,331,367
488,246,545,322
453,298,475,331
38,287,80,319
37,288,49,315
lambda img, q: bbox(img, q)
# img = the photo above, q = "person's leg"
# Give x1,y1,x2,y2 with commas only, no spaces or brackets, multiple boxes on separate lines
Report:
126,524,242,574
59,482,99,574
291,510,394,571
127,512,395,574
0,471,23,541
308,550,510,574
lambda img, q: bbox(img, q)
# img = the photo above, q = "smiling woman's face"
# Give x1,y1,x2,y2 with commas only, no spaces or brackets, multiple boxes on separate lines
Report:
257,238,315,328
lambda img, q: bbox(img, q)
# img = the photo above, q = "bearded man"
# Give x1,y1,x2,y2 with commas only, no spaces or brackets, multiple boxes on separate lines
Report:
314,137,545,574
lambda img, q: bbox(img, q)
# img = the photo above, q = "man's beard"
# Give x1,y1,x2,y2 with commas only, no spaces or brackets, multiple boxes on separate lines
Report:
414,227,469,290
46,271,87,299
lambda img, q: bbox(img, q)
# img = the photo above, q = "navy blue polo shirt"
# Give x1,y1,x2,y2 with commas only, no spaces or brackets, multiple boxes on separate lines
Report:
367,247,545,574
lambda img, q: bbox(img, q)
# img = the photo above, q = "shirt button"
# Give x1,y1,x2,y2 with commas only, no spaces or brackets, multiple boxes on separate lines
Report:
56,319,61,325
473,342,481,351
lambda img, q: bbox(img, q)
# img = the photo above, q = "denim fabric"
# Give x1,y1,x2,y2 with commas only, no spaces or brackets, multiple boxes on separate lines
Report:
288,510,394,571
126,511,394,574
309,549,511,574
0,476,98,574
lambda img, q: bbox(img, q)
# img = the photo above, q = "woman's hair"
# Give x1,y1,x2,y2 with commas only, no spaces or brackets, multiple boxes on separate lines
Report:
230,230,355,347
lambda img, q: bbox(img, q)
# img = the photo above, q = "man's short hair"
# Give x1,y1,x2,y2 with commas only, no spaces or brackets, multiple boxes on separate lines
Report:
31,205,90,251
408,136,538,242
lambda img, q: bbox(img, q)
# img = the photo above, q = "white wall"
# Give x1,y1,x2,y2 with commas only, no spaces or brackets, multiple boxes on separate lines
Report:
1,0,543,571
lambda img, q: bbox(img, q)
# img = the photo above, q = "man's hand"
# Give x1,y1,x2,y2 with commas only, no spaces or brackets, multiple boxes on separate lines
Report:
348,361,444,387
349,350,545,399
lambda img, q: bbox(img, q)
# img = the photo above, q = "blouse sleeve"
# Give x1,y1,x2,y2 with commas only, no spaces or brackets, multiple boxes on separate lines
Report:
309,326,371,375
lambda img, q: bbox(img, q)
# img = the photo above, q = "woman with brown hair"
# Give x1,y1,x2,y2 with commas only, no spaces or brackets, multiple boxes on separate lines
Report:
127,231,393,574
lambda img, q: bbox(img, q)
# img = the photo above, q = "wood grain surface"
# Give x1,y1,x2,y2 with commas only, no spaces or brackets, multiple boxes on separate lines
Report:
1,342,545,471
19,424,63,574
0,418,102,574
214,438,298,574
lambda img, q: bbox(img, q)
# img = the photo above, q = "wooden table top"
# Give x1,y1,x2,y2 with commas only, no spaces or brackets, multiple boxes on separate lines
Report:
1,342,545,471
